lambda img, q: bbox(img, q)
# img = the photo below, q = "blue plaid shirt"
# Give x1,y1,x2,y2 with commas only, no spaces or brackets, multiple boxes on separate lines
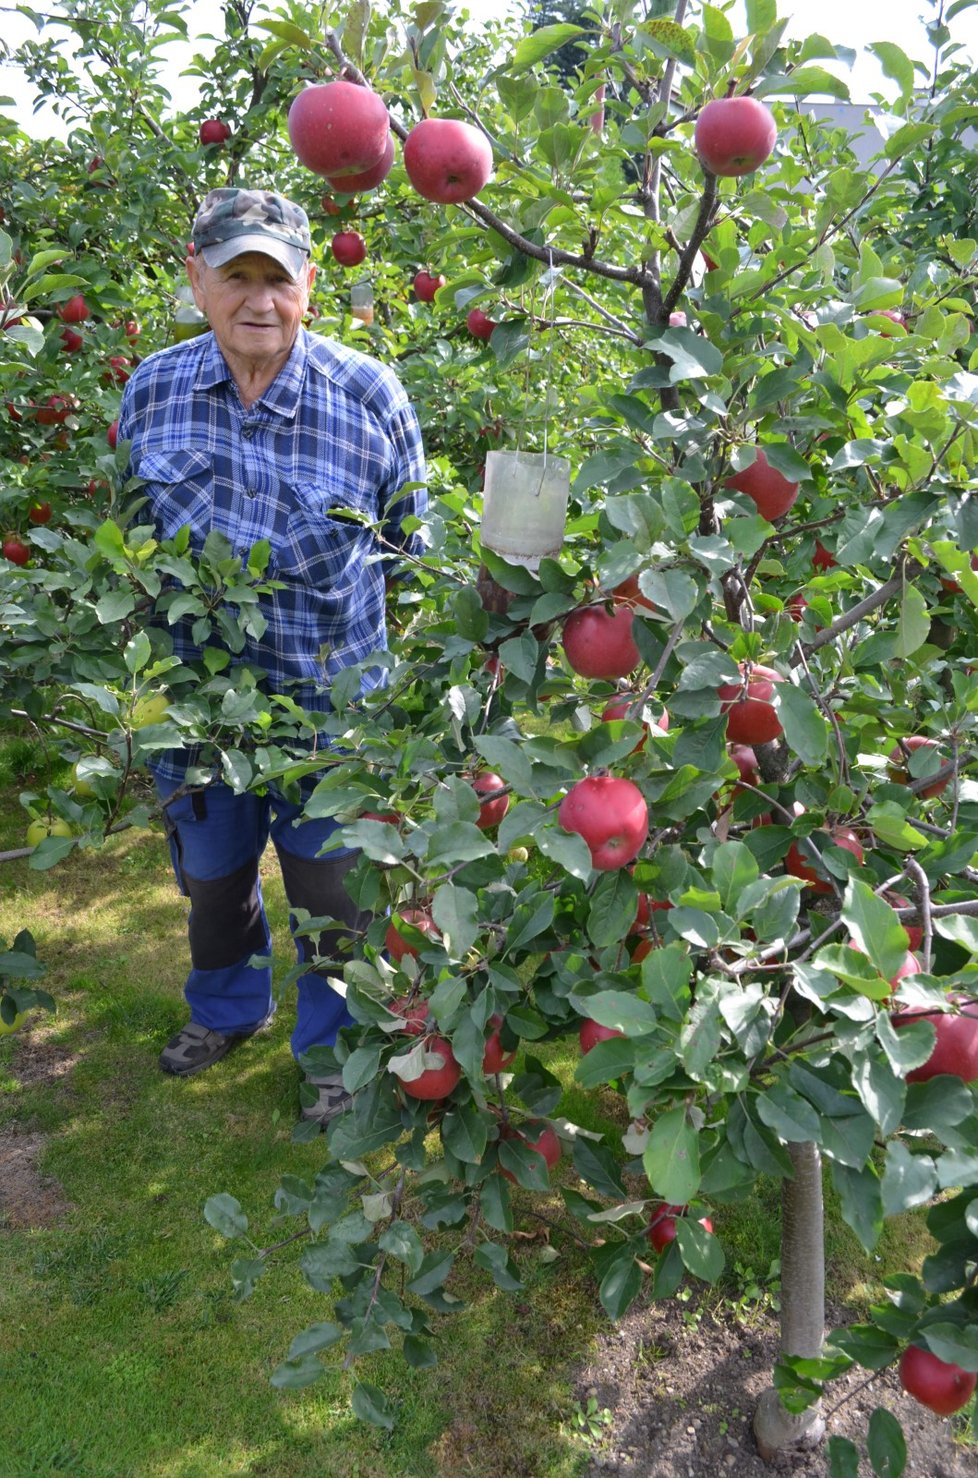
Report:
118,327,427,786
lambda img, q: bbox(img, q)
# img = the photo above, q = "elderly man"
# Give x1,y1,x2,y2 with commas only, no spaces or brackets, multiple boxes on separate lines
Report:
118,187,427,1125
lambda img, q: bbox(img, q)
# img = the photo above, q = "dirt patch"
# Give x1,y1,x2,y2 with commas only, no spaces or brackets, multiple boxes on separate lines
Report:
0,1128,73,1227
577,1299,974,1476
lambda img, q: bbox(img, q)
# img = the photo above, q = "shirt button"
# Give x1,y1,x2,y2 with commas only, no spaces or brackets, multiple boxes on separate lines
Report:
245,487,257,499
242,425,254,439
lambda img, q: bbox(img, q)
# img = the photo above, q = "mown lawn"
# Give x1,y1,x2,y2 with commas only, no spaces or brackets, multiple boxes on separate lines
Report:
0,734,945,1477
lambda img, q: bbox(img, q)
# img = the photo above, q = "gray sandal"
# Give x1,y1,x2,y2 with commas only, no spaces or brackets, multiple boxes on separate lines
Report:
159,1017,270,1076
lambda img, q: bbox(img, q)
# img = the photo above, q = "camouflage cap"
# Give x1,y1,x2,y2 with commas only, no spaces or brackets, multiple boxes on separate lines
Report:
192,188,311,277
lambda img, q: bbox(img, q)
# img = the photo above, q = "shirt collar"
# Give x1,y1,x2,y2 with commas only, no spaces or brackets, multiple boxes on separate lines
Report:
193,328,311,419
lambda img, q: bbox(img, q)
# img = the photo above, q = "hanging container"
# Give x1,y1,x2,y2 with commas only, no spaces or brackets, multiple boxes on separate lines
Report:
481,450,570,572
350,282,374,325
172,283,207,342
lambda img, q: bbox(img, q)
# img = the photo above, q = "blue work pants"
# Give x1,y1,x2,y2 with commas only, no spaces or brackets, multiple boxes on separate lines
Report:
154,777,367,1059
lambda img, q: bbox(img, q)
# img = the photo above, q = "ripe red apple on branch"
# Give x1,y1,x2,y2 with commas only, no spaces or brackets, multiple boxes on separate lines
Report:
403,117,493,204
562,603,640,679
898,1344,977,1416
466,307,496,341
199,119,231,147
725,448,799,521
2,536,30,566
499,1120,561,1182
326,133,395,193
784,826,863,895
694,95,777,177
482,1014,517,1074
646,1203,714,1254
887,736,949,799
717,664,783,745
385,909,440,964
579,1018,624,1054
397,1036,461,1101
558,775,649,870
414,271,446,303
331,231,367,268
288,80,390,179
58,293,90,323
471,772,509,829
892,997,978,1083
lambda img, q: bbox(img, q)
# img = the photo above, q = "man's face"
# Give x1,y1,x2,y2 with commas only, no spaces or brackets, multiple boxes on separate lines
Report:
187,250,316,366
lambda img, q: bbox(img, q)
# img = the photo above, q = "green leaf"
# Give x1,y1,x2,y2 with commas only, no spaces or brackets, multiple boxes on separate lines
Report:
431,882,478,958
644,1106,700,1204
880,1141,939,1216
403,1335,438,1369
778,685,829,766
572,990,657,1036
828,1436,862,1477
868,42,915,97
865,802,926,852
203,1194,248,1239
351,1381,396,1430
511,23,587,70
712,840,759,912
286,1322,343,1359
270,1353,326,1389
588,871,638,948
922,1324,978,1374
753,67,849,100
406,1250,455,1297
474,1240,524,1291
598,1248,643,1321
571,1137,628,1200
378,1221,424,1276
867,1405,907,1477
746,0,776,31
675,1218,725,1282
756,1083,822,1143
831,1163,884,1253
841,880,911,984
441,1101,489,1164
894,584,929,657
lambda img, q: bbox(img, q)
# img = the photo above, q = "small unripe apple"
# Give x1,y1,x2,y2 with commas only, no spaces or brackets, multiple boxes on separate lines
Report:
132,692,171,727
26,817,74,846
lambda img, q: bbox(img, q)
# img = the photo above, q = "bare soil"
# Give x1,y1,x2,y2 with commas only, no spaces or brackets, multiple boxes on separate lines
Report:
576,1296,976,1477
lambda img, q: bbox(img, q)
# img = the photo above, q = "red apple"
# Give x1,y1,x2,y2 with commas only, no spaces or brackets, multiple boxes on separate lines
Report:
35,394,77,426
612,571,657,610
58,294,90,324
325,131,394,192
59,326,84,353
887,736,948,799
562,603,640,680
471,771,509,829
466,307,496,341
785,826,863,894
403,117,493,204
500,1120,561,1182
694,96,777,177
647,1203,714,1253
414,270,447,302
104,355,131,385
898,1345,977,1416
729,744,760,791
107,419,119,450
122,320,140,343
558,775,648,871
27,502,52,526
331,231,367,268
385,908,440,964
870,308,906,335
940,554,978,594
390,995,430,1036
601,694,669,751
399,1036,461,1100
786,591,807,622
893,998,978,1084
288,80,390,179
813,538,836,571
199,118,232,147
482,1014,517,1074
2,537,30,566
579,1018,624,1054
717,664,783,745
886,894,923,953
725,448,799,521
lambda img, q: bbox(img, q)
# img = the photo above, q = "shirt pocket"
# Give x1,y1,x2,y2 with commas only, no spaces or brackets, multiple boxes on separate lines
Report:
137,449,213,543
276,480,376,589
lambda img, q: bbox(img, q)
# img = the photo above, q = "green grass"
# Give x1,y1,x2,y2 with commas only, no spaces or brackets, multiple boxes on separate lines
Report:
0,730,944,1477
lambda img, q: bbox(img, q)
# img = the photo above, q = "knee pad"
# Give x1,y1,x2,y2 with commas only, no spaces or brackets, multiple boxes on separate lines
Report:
183,857,268,971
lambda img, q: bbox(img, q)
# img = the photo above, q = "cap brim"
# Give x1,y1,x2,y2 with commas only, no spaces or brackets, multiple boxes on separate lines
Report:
200,235,307,278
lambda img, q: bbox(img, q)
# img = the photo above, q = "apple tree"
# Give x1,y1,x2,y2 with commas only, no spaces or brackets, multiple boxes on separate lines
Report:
4,0,978,1464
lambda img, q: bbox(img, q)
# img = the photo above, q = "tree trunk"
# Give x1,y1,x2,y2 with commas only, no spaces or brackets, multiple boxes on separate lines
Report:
752,1141,827,1460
